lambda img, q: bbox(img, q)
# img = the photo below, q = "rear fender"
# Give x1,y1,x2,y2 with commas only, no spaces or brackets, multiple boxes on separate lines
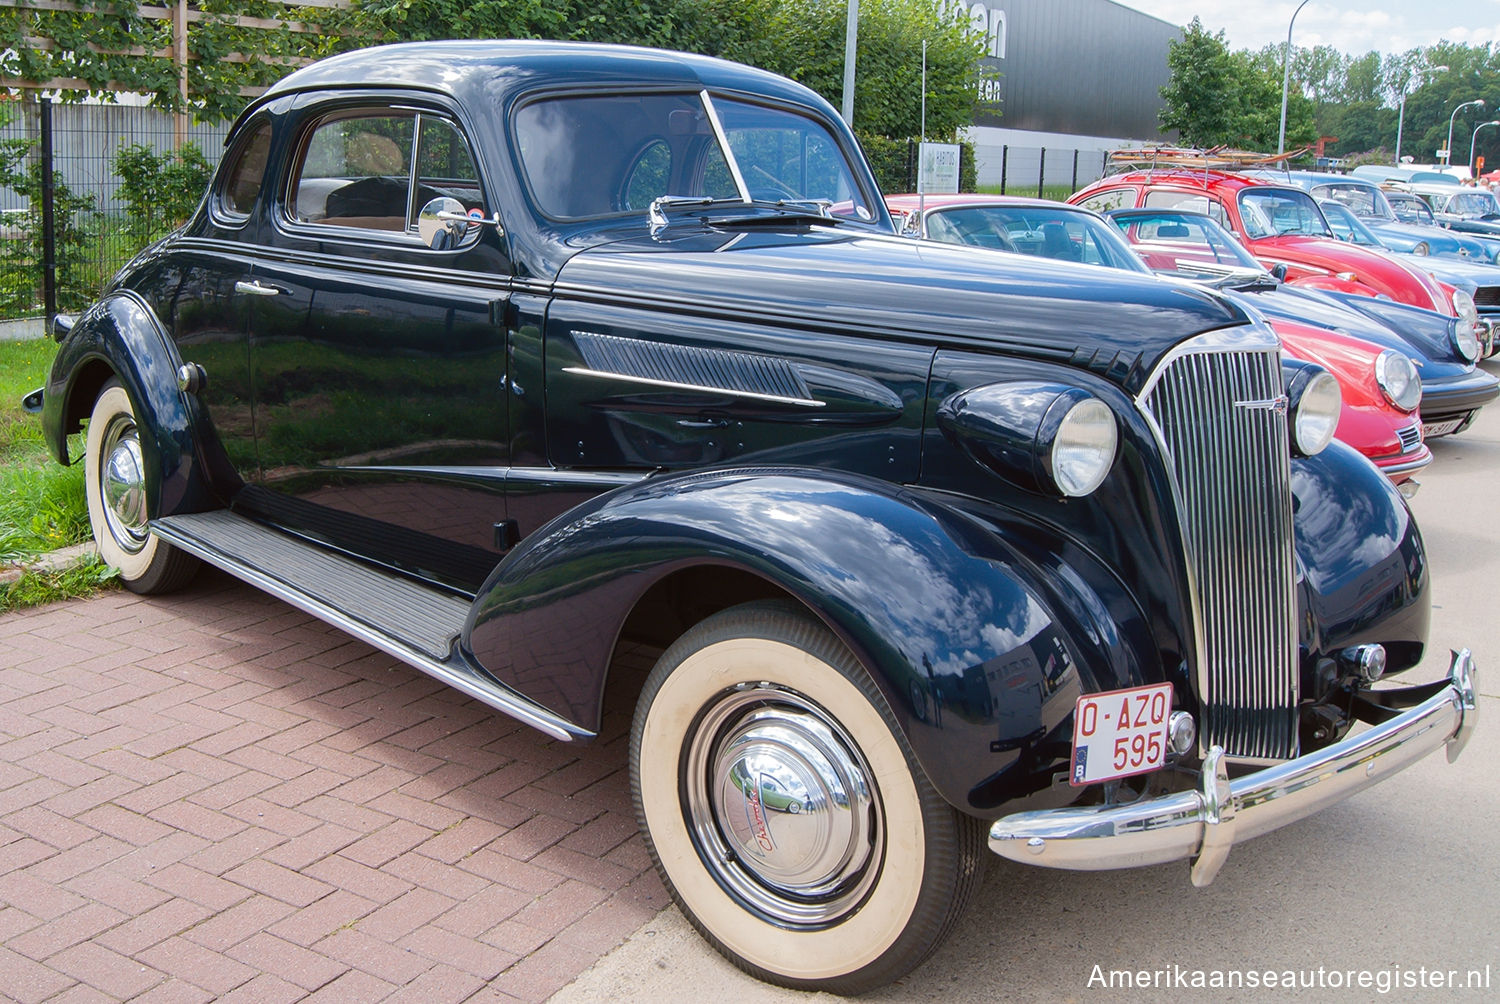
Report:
41,291,217,518
465,467,1128,815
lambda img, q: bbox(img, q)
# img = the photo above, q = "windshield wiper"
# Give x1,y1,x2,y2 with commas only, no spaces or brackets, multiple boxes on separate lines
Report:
649,195,840,236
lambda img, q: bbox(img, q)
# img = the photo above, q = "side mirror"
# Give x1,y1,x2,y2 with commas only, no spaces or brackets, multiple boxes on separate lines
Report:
1270,263,1288,281
418,196,492,250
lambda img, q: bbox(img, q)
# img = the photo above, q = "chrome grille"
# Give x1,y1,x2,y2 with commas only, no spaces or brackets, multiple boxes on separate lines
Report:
1396,422,1423,453
1138,329,1299,761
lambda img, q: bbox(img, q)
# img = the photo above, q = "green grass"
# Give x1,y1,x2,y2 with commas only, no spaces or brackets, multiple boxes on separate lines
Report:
2,555,118,612
975,183,1076,202
0,338,94,565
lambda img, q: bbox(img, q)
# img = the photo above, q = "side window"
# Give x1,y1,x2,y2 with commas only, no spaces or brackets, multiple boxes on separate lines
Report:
1077,188,1134,214
413,115,482,215
291,111,417,232
216,121,271,221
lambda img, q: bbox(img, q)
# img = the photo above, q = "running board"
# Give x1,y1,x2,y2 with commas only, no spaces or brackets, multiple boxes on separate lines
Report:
152,510,589,742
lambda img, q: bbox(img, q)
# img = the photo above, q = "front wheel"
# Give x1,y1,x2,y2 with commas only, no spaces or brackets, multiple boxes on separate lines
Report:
84,380,199,594
630,601,984,995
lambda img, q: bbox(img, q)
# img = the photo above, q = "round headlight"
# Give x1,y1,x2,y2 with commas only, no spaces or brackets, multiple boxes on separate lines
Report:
1047,398,1117,497
1374,350,1422,412
1293,370,1342,456
1412,241,1430,256
1452,289,1481,362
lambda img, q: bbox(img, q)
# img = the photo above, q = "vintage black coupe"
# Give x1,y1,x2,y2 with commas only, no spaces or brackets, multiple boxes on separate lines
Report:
31,42,1477,994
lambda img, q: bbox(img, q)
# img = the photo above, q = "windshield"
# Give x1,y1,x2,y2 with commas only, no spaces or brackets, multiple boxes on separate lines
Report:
512,91,875,223
1318,200,1383,246
1387,193,1436,224
1108,210,1266,277
1445,191,1500,217
1238,188,1333,239
922,204,1147,272
1311,182,1396,221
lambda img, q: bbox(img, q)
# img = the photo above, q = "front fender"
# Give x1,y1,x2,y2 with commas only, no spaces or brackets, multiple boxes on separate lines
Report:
1292,441,1429,671
42,291,216,518
465,468,1114,816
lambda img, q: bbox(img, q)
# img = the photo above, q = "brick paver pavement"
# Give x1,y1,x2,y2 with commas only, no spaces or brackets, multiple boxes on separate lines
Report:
0,569,669,1002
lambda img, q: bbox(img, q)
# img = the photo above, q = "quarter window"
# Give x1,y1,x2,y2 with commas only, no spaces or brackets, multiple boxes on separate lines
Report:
216,121,271,220
1075,188,1134,214
289,110,483,235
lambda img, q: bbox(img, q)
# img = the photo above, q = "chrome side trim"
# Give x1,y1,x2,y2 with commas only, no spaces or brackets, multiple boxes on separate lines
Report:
988,650,1476,884
150,520,587,743
561,367,825,408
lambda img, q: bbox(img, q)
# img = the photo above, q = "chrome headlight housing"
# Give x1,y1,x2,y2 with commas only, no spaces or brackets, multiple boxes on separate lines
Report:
938,382,1118,497
1284,361,1342,456
1374,350,1422,412
1412,241,1430,256
1453,289,1481,362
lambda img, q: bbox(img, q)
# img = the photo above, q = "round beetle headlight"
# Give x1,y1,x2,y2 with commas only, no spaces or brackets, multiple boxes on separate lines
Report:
1285,365,1342,456
1453,289,1481,362
1412,241,1430,256
1374,350,1422,412
1047,397,1118,497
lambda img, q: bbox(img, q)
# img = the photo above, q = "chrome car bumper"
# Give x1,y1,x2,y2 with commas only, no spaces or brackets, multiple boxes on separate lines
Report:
989,649,1477,887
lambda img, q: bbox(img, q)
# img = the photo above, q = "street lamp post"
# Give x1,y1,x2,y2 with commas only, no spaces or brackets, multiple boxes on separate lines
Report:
1446,98,1485,169
1278,0,1312,156
1470,120,1500,174
1395,64,1448,166
841,0,858,125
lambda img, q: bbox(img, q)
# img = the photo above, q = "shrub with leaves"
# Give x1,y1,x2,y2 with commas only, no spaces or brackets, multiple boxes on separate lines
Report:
0,133,98,315
114,142,213,244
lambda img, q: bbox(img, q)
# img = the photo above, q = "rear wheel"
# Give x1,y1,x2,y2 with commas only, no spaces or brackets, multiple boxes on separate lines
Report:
630,600,983,995
84,381,199,594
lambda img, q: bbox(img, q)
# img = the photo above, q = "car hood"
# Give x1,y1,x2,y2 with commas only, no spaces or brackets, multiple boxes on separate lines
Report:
1227,283,1466,372
1408,254,1500,296
556,226,1247,391
1253,234,1446,311
1365,219,1466,254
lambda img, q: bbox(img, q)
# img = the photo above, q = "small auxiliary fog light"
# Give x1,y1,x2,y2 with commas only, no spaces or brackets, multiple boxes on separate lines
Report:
1398,479,1420,500
1168,711,1197,755
1341,644,1387,684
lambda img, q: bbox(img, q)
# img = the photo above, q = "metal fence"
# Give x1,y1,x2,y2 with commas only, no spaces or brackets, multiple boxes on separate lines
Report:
973,144,1113,197
1,98,229,322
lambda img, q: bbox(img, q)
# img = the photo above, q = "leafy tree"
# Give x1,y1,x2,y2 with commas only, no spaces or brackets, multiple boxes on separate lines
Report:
1159,18,1314,151
1159,18,1239,145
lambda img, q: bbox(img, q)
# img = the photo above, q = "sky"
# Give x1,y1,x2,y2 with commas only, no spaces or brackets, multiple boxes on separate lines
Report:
1118,1,1500,55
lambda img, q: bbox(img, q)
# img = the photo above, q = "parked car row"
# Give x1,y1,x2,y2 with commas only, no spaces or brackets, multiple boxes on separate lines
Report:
25,43,1480,995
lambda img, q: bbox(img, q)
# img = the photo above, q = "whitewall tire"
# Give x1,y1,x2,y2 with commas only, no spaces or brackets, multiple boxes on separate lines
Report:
84,381,199,594
630,600,983,994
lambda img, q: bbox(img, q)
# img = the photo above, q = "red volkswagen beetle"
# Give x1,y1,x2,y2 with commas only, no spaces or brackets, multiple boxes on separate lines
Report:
1070,169,1483,353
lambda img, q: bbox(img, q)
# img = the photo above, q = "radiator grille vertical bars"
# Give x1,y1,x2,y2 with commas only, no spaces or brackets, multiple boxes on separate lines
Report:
1139,333,1300,761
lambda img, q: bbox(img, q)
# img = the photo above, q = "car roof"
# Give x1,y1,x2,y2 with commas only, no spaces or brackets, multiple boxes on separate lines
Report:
884,193,1073,212
1096,169,1266,193
239,40,830,125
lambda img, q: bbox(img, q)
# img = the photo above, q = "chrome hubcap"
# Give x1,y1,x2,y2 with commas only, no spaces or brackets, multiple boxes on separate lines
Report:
685,683,881,926
99,416,148,553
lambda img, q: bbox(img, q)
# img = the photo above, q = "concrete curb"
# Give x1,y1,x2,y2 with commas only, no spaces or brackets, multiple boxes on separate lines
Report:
0,539,99,586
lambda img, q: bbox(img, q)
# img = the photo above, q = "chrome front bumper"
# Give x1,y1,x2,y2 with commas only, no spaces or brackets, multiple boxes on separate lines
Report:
989,649,1478,887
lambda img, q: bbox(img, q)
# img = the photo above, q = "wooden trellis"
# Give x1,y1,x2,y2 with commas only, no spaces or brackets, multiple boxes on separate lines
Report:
0,0,351,143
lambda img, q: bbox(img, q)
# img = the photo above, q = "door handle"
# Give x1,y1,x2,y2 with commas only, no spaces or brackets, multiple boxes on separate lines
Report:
234,280,282,297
